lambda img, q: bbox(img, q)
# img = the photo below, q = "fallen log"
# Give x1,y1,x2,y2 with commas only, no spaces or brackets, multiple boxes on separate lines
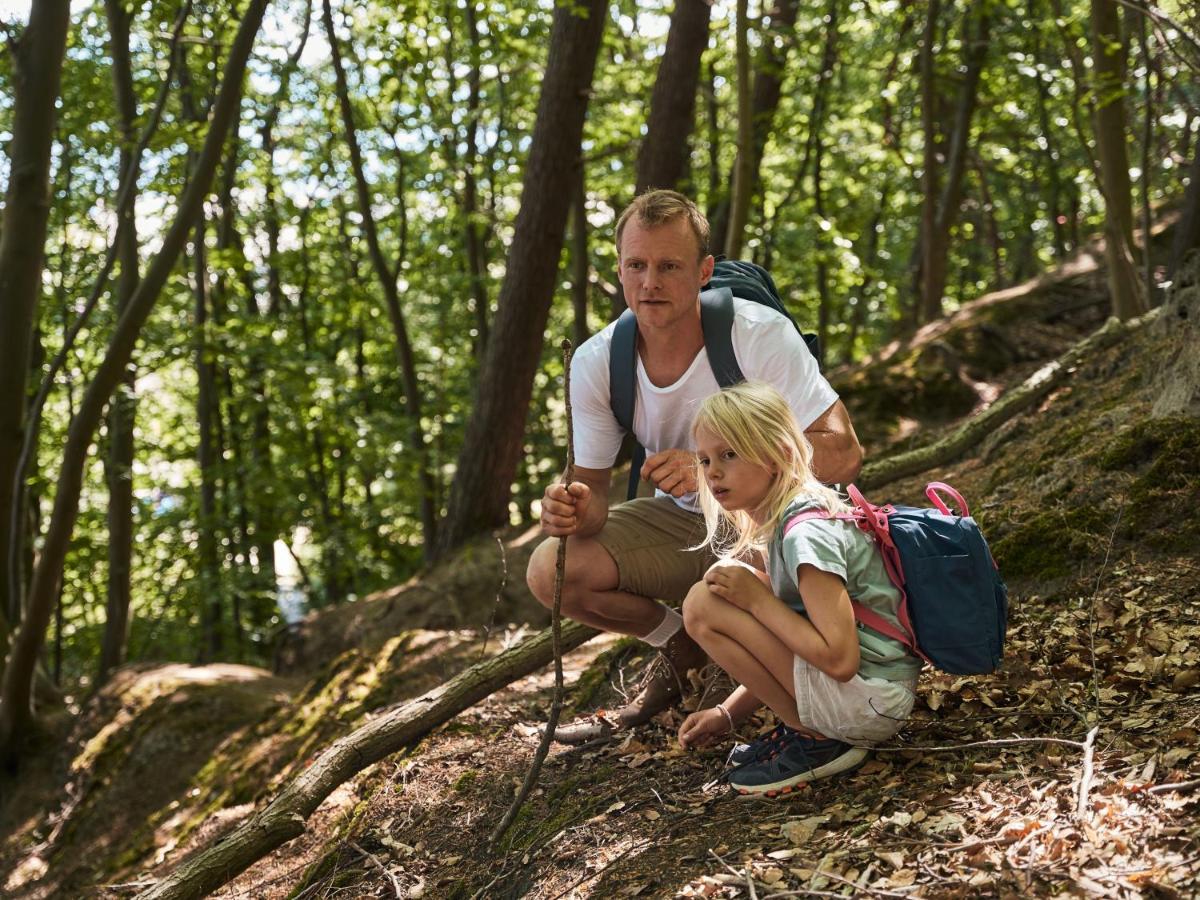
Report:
136,619,598,900
857,309,1160,491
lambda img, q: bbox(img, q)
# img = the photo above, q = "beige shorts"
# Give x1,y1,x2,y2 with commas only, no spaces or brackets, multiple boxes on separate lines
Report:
794,658,917,746
593,497,718,604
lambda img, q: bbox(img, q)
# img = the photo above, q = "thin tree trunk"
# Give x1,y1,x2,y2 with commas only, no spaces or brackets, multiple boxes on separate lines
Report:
1168,150,1200,283
724,0,754,259
1029,1,1068,258
922,0,990,323
437,0,607,556
0,0,70,648
463,0,490,358
916,0,941,331
711,0,801,254
1090,0,1148,320
1137,14,1154,303
98,0,143,685
811,0,840,366
635,0,712,195
0,0,269,762
323,0,439,561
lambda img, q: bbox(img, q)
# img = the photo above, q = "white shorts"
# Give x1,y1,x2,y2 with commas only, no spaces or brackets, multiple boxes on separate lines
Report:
793,657,917,746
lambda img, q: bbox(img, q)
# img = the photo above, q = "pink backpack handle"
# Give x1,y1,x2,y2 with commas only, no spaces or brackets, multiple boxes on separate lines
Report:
926,481,968,517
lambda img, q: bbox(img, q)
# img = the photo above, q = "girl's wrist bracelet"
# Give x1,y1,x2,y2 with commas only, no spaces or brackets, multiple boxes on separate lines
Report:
715,703,736,733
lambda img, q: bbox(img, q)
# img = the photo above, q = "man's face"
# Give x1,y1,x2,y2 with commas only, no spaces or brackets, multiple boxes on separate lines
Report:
617,216,715,331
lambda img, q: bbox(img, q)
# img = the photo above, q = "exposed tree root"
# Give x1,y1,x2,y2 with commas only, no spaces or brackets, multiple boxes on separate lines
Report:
858,309,1160,491
135,620,597,900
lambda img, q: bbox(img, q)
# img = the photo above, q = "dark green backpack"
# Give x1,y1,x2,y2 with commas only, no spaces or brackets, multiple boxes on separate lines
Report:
608,259,820,500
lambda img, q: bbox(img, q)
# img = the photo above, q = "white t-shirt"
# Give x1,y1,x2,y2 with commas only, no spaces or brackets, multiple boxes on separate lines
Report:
570,298,840,511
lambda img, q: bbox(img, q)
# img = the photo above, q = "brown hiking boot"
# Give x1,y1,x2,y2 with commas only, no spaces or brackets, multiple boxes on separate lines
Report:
552,631,708,745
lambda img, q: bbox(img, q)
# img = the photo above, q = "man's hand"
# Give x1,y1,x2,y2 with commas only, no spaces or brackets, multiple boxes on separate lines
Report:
704,558,776,614
678,707,731,750
641,448,699,497
539,481,592,536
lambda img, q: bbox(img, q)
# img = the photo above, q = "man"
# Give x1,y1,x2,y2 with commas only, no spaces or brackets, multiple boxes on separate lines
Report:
526,190,862,743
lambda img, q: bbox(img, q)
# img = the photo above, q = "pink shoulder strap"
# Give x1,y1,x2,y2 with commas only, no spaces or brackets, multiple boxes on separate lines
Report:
783,491,929,665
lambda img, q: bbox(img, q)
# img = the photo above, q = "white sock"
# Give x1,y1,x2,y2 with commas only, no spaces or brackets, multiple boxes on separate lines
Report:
642,604,683,648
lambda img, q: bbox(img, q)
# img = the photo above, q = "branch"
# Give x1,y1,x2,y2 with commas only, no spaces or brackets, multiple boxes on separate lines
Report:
857,308,1161,490
135,619,598,900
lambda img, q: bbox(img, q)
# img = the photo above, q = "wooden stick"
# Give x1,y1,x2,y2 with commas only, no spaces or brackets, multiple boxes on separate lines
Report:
1075,725,1100,821
490,339,576,846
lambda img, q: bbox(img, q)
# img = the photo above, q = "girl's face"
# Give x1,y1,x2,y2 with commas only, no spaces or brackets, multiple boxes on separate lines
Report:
695,425,776,522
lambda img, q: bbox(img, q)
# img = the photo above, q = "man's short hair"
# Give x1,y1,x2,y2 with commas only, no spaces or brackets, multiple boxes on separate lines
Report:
615,190,711,260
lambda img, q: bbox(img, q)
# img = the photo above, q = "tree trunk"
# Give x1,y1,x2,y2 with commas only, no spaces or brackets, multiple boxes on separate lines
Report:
810,0,840,366
915,0,941,331
463,0,490,358
436,0,607,556
724,0,755,259
922,0,990,323
323,0,439,561
634,0,712,196
1167,150,1200,284
0,0,70,647
0,0,269,762
711,0,801,254
136,620,598,900
1090,0,1147,320
1029,2,1068,258
98,0,142,685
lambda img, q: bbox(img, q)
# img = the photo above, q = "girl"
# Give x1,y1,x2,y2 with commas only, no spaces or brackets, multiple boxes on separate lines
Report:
678,381,921,797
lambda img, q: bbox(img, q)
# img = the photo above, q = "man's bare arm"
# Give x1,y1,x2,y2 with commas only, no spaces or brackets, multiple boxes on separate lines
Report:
538,465,613,539
804,399,863,485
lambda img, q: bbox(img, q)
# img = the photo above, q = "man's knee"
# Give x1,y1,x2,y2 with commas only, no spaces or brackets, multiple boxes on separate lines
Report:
526,538,560,608
526,536,620,610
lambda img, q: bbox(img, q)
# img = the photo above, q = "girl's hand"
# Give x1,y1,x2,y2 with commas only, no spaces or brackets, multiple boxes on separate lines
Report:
678,707,732,750
704,559,775,614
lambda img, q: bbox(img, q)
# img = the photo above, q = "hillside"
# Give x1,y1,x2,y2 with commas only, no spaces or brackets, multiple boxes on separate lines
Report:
2,254,1198,899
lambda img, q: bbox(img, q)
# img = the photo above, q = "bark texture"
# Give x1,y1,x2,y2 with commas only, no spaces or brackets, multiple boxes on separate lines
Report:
1089,0,1147,321
136,620,598,900
437,0,607,556
634,0,712,196
0,0,70,642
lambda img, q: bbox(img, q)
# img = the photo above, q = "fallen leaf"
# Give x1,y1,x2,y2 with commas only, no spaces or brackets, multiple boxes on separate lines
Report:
875,850,905,869
768,848,801,861
781,815,829,845
761,867,784,884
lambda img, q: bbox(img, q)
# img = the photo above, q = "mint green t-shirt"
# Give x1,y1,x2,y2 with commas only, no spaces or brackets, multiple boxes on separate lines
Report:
767,496,922,683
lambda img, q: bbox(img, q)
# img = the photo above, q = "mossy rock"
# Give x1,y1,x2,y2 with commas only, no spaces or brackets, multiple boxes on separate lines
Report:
1099,416,1200,478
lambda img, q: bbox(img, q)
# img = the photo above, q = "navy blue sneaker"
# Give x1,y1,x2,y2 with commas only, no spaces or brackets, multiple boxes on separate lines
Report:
727,732,868,798
726,723,799,767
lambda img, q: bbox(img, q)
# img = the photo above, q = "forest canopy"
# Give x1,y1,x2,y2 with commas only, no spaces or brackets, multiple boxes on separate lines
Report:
0,0,1196,755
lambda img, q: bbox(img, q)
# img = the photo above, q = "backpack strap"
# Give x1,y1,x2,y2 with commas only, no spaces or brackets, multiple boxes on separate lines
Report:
698,286,745,387
609,308,644,501
925,481,969,517
785,497,930,666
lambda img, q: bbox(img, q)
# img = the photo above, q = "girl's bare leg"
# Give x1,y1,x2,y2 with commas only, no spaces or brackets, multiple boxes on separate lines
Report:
682,583,826,738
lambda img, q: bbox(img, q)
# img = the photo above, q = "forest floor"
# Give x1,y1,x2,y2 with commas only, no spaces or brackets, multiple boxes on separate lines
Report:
2,247,1199,899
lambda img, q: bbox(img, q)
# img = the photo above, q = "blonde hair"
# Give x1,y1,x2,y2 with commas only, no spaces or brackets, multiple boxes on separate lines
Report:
615,189,711,260
693,381,848,560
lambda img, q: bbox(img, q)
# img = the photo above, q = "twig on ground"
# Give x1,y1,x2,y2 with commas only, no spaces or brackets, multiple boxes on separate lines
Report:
476,533,509,660
875,735,1090,753
1088,503,1125,717
490,340,576,847
1075,726,1100,821
1147,778,1200,794
349,842,402,899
